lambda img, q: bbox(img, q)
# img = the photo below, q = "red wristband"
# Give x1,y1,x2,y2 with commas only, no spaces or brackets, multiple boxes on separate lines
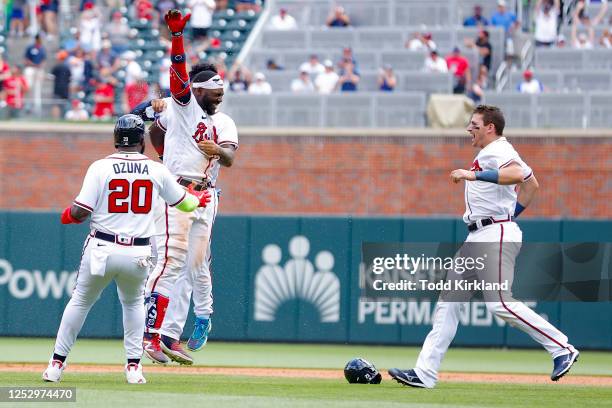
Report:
61,206,82,224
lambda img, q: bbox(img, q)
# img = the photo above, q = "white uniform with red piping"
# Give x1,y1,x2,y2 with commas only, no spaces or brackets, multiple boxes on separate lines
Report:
144,94,238,336
55,152,188,359
414,138,575,388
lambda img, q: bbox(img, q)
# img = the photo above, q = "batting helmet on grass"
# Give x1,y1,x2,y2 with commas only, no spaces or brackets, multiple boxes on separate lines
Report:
344,358,382,384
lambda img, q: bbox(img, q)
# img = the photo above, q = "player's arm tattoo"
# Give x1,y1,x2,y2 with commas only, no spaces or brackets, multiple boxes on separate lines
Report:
216,144,236,167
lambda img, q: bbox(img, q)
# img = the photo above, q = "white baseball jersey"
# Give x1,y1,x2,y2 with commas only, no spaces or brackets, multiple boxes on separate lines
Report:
463,137,533,223
74,152,187,237
156,96,238,184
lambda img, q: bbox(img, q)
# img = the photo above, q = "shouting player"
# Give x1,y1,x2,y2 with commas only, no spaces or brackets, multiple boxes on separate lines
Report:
388,105,579,388
42,114,211,384
142,10,238,365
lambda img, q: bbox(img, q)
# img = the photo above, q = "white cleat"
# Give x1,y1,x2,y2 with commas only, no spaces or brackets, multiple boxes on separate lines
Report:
42,359,65,382
125,363,147,384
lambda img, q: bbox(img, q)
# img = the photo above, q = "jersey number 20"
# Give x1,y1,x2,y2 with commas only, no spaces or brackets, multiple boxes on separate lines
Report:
108,179,153,214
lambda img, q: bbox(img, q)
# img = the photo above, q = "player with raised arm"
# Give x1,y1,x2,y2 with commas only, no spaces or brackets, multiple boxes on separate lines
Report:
388,105,579,389
42,114,211,384
142,10,238,365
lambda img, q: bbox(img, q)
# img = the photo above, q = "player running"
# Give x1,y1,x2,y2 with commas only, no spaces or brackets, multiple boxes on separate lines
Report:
389,105,579,388
42,114,211,384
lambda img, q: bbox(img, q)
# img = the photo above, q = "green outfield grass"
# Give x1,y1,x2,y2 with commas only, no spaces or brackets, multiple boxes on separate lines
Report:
0,338,610,408
1,338,611,376
1,372,611,408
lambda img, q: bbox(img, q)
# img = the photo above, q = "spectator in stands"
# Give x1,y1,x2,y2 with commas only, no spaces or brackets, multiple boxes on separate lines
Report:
106,11,131,54
0,54,11,107
446,47,471,94
326,6,351,27
424,50,448,73
555,33,567,48
9,0,26,37
80,3,103,52
464,29,492,71
406,31,437,51
534,0,560,47
269,7,298,30
229,66,251,92
291,70,315,93
68,48,85,94
517,69,544,94
82,50,98,95
65,99,89,121
92,75,115,120
491,0,518,34
189,0,216,41
572,31,595,48
266,59,284,70
338,47,359,75
248,72,272,94
41,0,59,39
337,61,359,92
123,51,143,86
463,5,489,27
213,58,228,79
600,28,612,48
124,73,149,112
159,51,171,96
574,0,608,28
378,64,396,92
134,0,157,23
50,50,71,119
96,40,118,75
235,0,261,13
315,59,339,94
24,34,46,111
467,65,488,103
62,29,80,52
571,1,598,49
299,54,325,76
156,0,177,25
5,65,28,117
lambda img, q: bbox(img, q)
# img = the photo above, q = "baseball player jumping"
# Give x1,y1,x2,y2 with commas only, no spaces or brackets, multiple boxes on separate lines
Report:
142,10,238,365
42,114,211,384
389,105,579,388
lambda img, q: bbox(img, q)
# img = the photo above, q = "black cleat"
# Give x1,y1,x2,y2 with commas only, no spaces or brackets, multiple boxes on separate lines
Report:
388,368,428,388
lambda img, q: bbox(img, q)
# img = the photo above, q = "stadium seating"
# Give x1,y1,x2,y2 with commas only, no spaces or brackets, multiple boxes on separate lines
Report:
221,92,427,127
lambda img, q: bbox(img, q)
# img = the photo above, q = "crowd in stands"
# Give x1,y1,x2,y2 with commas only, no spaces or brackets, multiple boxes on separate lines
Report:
0,0,254,119
237,0,611,102
0,0,609,119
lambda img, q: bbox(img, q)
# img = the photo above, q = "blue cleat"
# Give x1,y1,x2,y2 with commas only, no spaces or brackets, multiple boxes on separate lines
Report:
187,317,212,352
388,368,428,388
551,350,579,381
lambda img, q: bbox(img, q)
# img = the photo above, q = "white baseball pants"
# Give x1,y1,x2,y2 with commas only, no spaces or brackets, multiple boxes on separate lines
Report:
54,235,151,360
145,188,217,334
414,221,575,388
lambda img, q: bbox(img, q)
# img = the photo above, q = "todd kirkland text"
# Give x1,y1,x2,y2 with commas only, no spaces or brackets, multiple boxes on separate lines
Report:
372,280,510,292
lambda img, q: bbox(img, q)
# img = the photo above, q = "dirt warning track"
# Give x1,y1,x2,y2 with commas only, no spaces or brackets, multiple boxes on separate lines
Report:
2,363,610,387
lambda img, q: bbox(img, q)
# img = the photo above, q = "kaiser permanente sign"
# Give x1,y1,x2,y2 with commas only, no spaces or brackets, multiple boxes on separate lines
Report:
0,213,609,349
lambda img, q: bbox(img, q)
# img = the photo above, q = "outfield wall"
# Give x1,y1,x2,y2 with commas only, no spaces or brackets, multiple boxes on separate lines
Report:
0,212,610,349
0,123,611,218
